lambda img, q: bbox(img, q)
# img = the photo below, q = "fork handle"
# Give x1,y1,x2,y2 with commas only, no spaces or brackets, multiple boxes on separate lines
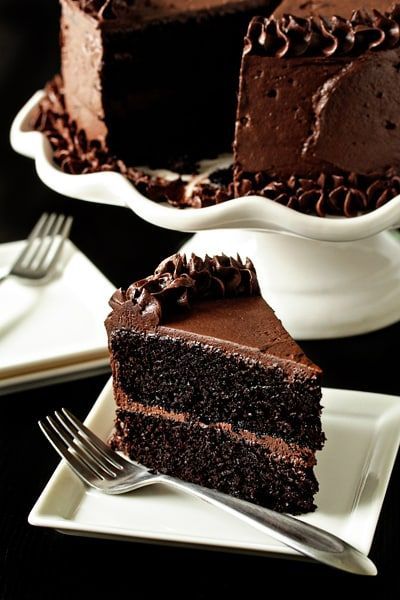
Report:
155,474,376,576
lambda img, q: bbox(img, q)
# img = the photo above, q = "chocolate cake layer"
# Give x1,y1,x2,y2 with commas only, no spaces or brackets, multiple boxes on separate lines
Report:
111,403,318,514
61,0,279,166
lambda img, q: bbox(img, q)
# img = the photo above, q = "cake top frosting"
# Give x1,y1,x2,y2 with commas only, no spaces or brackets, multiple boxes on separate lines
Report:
109,253,260,324
245,5,400,57
274,1,397,19
106,253,321,372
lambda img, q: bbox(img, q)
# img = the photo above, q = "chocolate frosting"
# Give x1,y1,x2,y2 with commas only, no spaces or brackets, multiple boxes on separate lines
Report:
236,170,400,217
274,1,396,20
245,6,400,57
109,253,260,324
106,253,321,375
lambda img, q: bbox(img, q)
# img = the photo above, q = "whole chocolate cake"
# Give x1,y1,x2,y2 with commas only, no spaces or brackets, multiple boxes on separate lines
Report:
233,1,400,215
33,0,400,215
106,253,324,514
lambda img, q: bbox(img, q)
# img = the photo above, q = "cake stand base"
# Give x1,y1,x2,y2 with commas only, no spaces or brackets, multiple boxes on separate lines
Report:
180,229,400,340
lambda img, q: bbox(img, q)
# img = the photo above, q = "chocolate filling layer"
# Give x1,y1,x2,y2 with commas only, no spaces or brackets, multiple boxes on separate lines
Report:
115,393,316,467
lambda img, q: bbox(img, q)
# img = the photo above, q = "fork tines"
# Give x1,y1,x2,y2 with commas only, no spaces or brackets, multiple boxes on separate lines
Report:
14,213,73,279
39,409,125,485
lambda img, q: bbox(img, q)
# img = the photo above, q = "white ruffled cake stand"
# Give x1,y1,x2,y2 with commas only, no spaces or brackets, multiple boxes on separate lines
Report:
11,92,400,339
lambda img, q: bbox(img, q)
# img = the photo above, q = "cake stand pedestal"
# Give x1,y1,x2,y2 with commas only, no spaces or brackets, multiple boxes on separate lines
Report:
10,91,400,339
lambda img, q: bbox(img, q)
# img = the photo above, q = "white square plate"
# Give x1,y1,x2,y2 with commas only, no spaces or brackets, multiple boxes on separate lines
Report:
29,379,400,559
0,240,114,393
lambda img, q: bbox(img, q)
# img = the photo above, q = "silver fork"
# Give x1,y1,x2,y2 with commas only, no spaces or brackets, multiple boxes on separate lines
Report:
39,409,377,576
0,213,73,284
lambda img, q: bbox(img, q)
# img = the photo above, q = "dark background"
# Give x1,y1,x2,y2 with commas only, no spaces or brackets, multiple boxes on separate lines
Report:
0,0,399,595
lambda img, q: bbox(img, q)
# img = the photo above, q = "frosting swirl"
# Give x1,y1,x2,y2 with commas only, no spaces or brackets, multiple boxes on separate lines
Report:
110,253,260,323
245,6,400,58
236,169,400,217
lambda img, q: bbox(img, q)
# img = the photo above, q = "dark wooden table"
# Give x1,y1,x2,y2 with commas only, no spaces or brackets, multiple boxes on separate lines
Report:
1,1,399,594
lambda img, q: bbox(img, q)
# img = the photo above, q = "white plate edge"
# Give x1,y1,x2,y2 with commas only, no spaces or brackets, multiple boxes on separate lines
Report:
0,239,115,382
28,383,400,556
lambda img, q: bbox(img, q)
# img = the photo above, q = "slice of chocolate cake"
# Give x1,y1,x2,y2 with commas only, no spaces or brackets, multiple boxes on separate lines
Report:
106,254,324,514
233,2,400,216
60,0,279,166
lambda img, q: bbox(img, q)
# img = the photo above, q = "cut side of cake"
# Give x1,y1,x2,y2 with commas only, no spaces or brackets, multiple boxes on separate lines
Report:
106,254,324,514
60,0,279,167
233,1,400,216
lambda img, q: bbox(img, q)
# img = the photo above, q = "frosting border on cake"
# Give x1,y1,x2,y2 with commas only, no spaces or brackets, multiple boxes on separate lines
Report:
234,169,400,217
109,252,260,325
245,6,400,58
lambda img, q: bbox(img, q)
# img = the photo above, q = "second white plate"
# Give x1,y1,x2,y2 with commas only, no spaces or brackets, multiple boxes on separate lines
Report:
29,379,400,560
0,240,114,393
